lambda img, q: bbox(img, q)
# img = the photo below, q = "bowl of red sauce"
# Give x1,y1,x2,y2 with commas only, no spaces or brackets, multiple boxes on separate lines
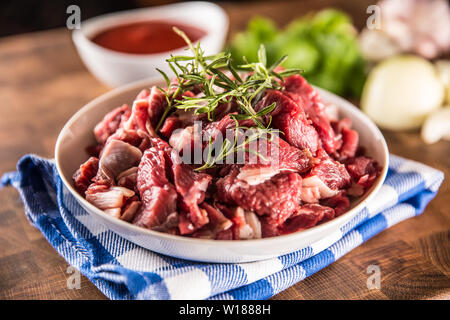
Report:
72,2,228,87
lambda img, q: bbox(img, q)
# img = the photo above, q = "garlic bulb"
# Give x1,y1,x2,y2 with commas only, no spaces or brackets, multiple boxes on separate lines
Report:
359,29,401,62
359,0,450,61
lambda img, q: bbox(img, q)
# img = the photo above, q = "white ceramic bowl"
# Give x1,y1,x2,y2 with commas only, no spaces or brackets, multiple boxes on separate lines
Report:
55,77,389,263
72,2,229,87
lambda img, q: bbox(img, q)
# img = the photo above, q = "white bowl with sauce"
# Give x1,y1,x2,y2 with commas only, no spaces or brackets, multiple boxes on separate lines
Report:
72,2,229,87
55,77,389,263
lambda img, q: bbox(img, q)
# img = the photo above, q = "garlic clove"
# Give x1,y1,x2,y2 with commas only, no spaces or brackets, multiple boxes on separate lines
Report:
421,107,450,144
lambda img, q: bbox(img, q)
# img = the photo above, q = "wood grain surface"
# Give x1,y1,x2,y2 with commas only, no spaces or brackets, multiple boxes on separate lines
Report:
0,0,449,300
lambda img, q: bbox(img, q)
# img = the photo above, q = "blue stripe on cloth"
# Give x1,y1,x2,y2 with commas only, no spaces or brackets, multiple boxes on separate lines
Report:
278,247,315,268
225,278,274,300
357,213,388,242
0,154,444,300
385,171,425,202
301,249,335,278
405,188,441,216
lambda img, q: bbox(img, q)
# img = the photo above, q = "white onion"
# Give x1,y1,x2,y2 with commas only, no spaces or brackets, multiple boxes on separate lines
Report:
435,60,450,104
361,55,445,130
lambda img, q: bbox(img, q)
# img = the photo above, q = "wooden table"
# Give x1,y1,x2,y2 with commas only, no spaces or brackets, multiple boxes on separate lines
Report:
0,0,449,300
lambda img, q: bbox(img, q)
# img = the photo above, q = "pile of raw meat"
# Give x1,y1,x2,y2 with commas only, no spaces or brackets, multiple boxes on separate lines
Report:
73,74,381,240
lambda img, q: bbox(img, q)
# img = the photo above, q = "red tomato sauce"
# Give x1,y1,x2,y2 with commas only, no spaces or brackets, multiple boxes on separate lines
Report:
91,21,206,54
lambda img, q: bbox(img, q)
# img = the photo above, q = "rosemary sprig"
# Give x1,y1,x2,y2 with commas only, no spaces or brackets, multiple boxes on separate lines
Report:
196,124,281,171
155,27,300,170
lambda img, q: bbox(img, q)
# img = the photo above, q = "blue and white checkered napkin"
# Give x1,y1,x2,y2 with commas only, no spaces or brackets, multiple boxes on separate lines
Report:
0,154,444,300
